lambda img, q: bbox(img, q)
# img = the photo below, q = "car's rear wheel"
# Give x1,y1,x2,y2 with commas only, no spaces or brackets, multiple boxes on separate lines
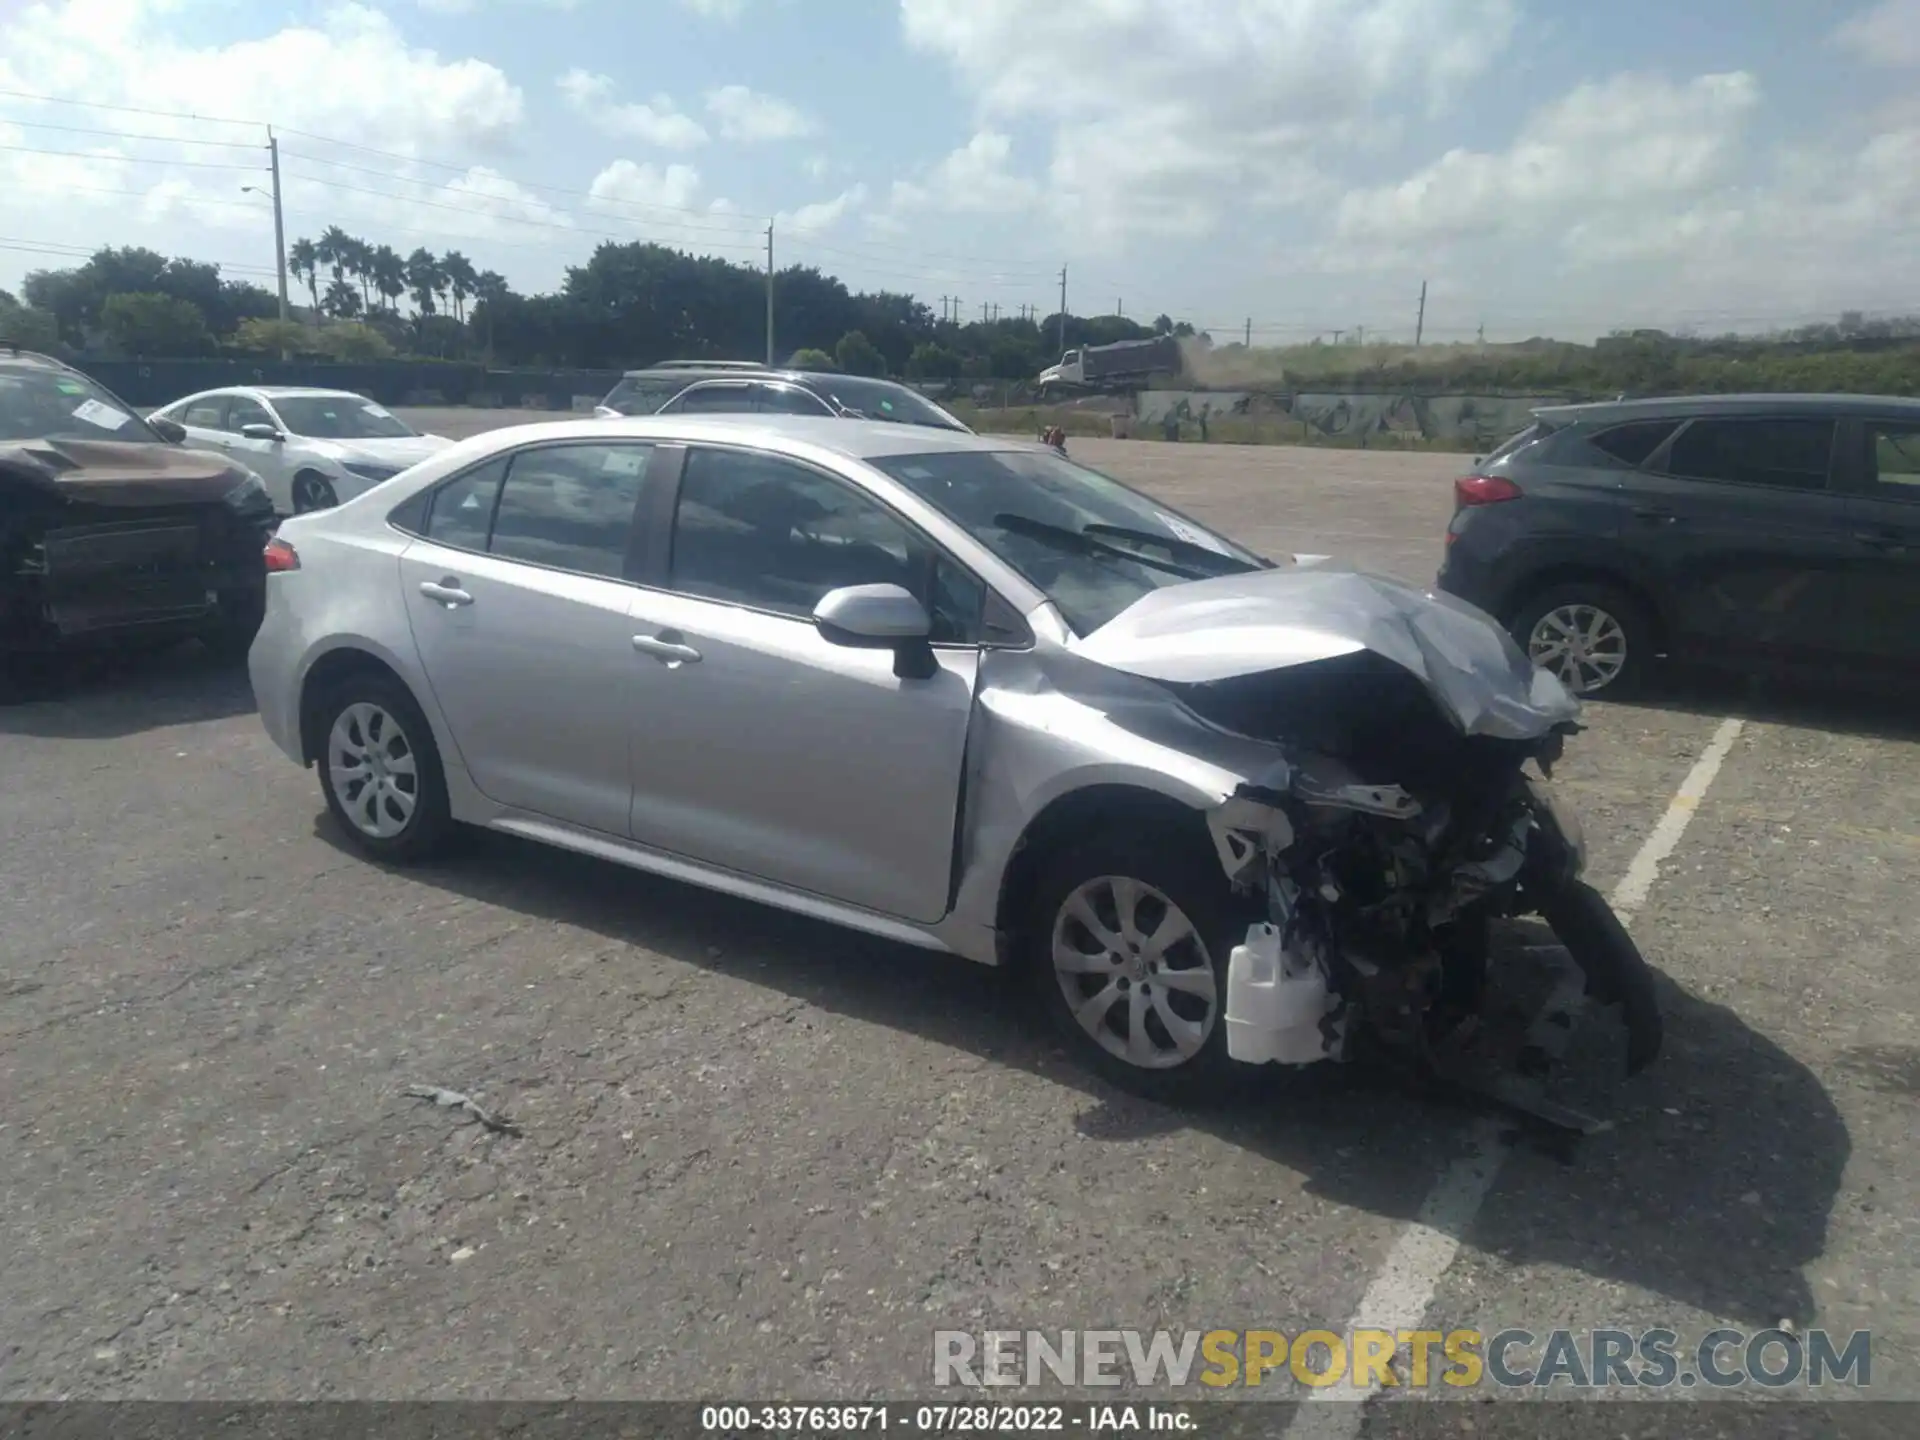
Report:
1509,581,1653,699
1027,829,1255,1104
292,471,339,514
314,673,453,864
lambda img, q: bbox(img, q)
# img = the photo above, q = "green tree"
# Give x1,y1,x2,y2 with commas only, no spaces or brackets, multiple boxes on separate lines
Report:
405,248,444,317
233,317,314,355
0,295,61,351
789,347,837,370
441,250,479,322
100,293,213,356
834,329,886,376
314,322,395,361
370,245,408,313
904,341,960,379
288,237,321,315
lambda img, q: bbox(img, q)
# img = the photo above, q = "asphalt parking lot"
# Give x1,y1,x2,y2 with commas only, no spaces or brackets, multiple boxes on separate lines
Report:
2,413,1916,1431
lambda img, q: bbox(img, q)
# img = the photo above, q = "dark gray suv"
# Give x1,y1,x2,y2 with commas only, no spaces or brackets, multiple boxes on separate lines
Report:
1436,393,1920,697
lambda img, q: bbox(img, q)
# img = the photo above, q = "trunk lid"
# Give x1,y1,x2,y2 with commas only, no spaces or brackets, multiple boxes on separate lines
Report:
1070,563,1580,740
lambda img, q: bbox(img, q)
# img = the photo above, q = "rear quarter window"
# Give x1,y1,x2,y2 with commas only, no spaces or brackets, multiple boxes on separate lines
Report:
1560,418,1683,469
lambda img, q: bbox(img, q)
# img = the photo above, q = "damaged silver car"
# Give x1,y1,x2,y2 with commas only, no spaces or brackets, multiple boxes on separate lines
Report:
250,416,1660,1125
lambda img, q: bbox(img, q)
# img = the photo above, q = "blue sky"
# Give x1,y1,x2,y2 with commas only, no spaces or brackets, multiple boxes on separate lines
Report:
2,0,1918,344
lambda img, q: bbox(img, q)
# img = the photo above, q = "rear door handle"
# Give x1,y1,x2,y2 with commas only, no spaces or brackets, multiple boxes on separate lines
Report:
1853,531,1909,552
418,579,474,607
632,634,702,665
1631,506,1677,522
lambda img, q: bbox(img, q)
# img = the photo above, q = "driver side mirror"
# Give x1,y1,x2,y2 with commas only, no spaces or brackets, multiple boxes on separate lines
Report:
813,583,938,680
148,416,186,444
240,423,284,442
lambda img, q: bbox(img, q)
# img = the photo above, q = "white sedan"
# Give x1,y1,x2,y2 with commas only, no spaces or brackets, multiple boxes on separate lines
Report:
149,386,454,516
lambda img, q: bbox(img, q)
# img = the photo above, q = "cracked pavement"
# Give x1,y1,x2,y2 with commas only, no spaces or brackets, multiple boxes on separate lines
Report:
1,421,1914,1428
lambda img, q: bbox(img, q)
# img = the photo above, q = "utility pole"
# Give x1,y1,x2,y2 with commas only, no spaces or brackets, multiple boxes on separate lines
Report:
1117,298,1122,317
1476,320,1485,346
267,127,290,360
1057,264,1067,356
938,295,949,323
1243,318,1251,348
981,300,989,324
1331,329,1344,345
1414,280,1427,348
764,222,775,364
1356,324,1365,346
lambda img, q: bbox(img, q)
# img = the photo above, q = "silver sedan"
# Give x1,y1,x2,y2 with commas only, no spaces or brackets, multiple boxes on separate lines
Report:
250,415,1615,1102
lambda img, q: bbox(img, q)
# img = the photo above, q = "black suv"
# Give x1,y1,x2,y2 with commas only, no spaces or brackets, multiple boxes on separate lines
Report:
595,361,971,433
1,348,275,684
1436,393,1920,698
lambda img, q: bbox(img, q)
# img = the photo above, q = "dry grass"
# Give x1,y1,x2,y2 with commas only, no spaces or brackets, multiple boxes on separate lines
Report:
948,401,1480,452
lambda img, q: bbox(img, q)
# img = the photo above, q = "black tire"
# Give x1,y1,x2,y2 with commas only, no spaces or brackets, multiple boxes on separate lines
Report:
199,587,266,665
1508,581,1654,700
1539,880,1663,1076
1025,828,1259,1105
292,471,339,514
312,671,455,864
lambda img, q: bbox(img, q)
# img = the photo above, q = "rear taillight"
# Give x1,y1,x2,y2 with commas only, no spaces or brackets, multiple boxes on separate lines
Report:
264,537,300,572
1454,474,1523,507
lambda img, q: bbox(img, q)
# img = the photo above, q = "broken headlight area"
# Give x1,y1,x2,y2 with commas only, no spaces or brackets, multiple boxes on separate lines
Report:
1188,650,1653,1136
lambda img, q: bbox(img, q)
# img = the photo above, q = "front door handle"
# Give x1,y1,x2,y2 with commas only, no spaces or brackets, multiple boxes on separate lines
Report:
418,579,474,607
632,633,702,666
1854,531,1909,553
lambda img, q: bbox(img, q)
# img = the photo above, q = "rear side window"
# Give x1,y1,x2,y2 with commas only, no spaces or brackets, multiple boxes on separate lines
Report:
600,376,687,415
1867,422,1920,499
1586,419,1680,467
669,384,757,415
488,443,654,578
182,396,228,428
423,456,507,550
757,383,833,416
1662,417,1835,491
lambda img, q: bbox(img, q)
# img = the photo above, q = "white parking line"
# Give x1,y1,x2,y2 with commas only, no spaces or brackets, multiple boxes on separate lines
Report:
1280,716,1746,1436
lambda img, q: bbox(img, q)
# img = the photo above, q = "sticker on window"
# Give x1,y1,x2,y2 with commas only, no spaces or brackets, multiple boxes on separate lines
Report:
72,398,132,430
600,449,647,475
55,380,87,395
1155,511,1231,553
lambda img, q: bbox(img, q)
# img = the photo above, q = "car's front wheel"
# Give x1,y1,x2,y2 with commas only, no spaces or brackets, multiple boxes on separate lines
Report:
313,673,454,863
1027,829,1255,1104
292,471,340,514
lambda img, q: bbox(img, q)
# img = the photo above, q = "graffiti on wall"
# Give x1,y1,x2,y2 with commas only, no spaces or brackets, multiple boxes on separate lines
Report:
1134,390,1556,448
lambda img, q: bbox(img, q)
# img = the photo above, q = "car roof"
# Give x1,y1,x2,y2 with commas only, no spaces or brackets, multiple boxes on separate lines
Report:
1533,392,1920,426
464,413,1037,463
0,348,79,374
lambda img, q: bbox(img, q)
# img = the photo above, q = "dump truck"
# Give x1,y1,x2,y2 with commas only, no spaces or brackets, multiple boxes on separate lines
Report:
1036,334,1183,392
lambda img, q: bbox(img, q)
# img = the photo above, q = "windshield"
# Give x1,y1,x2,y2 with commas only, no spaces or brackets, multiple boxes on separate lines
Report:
0,367,159,444
811,376,970,432
271,395,417,439
869,448,1266,635
600,375,693,416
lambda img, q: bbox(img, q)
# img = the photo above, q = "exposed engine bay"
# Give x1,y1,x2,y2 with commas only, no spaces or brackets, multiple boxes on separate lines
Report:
1177,647,1661,1135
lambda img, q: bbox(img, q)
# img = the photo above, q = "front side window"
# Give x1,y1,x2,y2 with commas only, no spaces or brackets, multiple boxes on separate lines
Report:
807,375,968,431
180,395,230,429
272,395,416,439
757,383,833,416
667,384,757,415
668,446,980,641
1866,422,1920,499
1661,417,1835,491
227,396,276,433
488,443,655,578
867,448,1264,636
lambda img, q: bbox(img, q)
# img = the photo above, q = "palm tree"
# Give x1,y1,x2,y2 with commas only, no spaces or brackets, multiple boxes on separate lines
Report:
371,245,407,313
441,250,478,323
341,235,374,313
404,248,444,318
315,226,355,309
288,237,320,316
473,269,510,363
322,276,361,320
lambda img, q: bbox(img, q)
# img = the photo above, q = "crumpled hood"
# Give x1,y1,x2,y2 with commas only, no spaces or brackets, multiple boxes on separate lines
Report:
1070,563,1581,739
0,437,255,507
319,434,453,469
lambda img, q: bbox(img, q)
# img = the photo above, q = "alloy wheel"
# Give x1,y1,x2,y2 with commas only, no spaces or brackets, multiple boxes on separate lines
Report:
326,701,419,839
1527,602,1628,695
1050,875,1218,1070
292,474,338,513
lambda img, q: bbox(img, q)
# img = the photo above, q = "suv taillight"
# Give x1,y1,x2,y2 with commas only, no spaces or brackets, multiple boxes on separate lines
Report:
1454,474,1523,507
264,537,300,572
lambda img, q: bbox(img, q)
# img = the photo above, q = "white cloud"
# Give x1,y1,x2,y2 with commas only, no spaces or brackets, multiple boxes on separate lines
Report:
777,184,867,235
1331,72,1760,259
677,0,750,18
414,0,583,13
884,131,1039,216
704,84,817,143
589,159,704,213
1835,0,1920,66
899,0,1518,244
559,70,709,149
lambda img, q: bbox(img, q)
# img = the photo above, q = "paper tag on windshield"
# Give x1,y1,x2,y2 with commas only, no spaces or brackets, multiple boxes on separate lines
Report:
361,402,393,418
73,398,132,430
1156,511,1230,554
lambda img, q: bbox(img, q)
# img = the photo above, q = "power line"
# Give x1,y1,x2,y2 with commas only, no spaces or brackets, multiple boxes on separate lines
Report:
0,87,260,130
0,235,279,276
0,117,266,150
0,140,267,171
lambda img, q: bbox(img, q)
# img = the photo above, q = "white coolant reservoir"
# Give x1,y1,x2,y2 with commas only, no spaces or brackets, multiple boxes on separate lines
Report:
1224,922,1338,1065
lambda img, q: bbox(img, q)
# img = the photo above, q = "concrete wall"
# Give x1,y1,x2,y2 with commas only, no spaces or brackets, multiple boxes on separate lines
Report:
1134,390,1558,448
